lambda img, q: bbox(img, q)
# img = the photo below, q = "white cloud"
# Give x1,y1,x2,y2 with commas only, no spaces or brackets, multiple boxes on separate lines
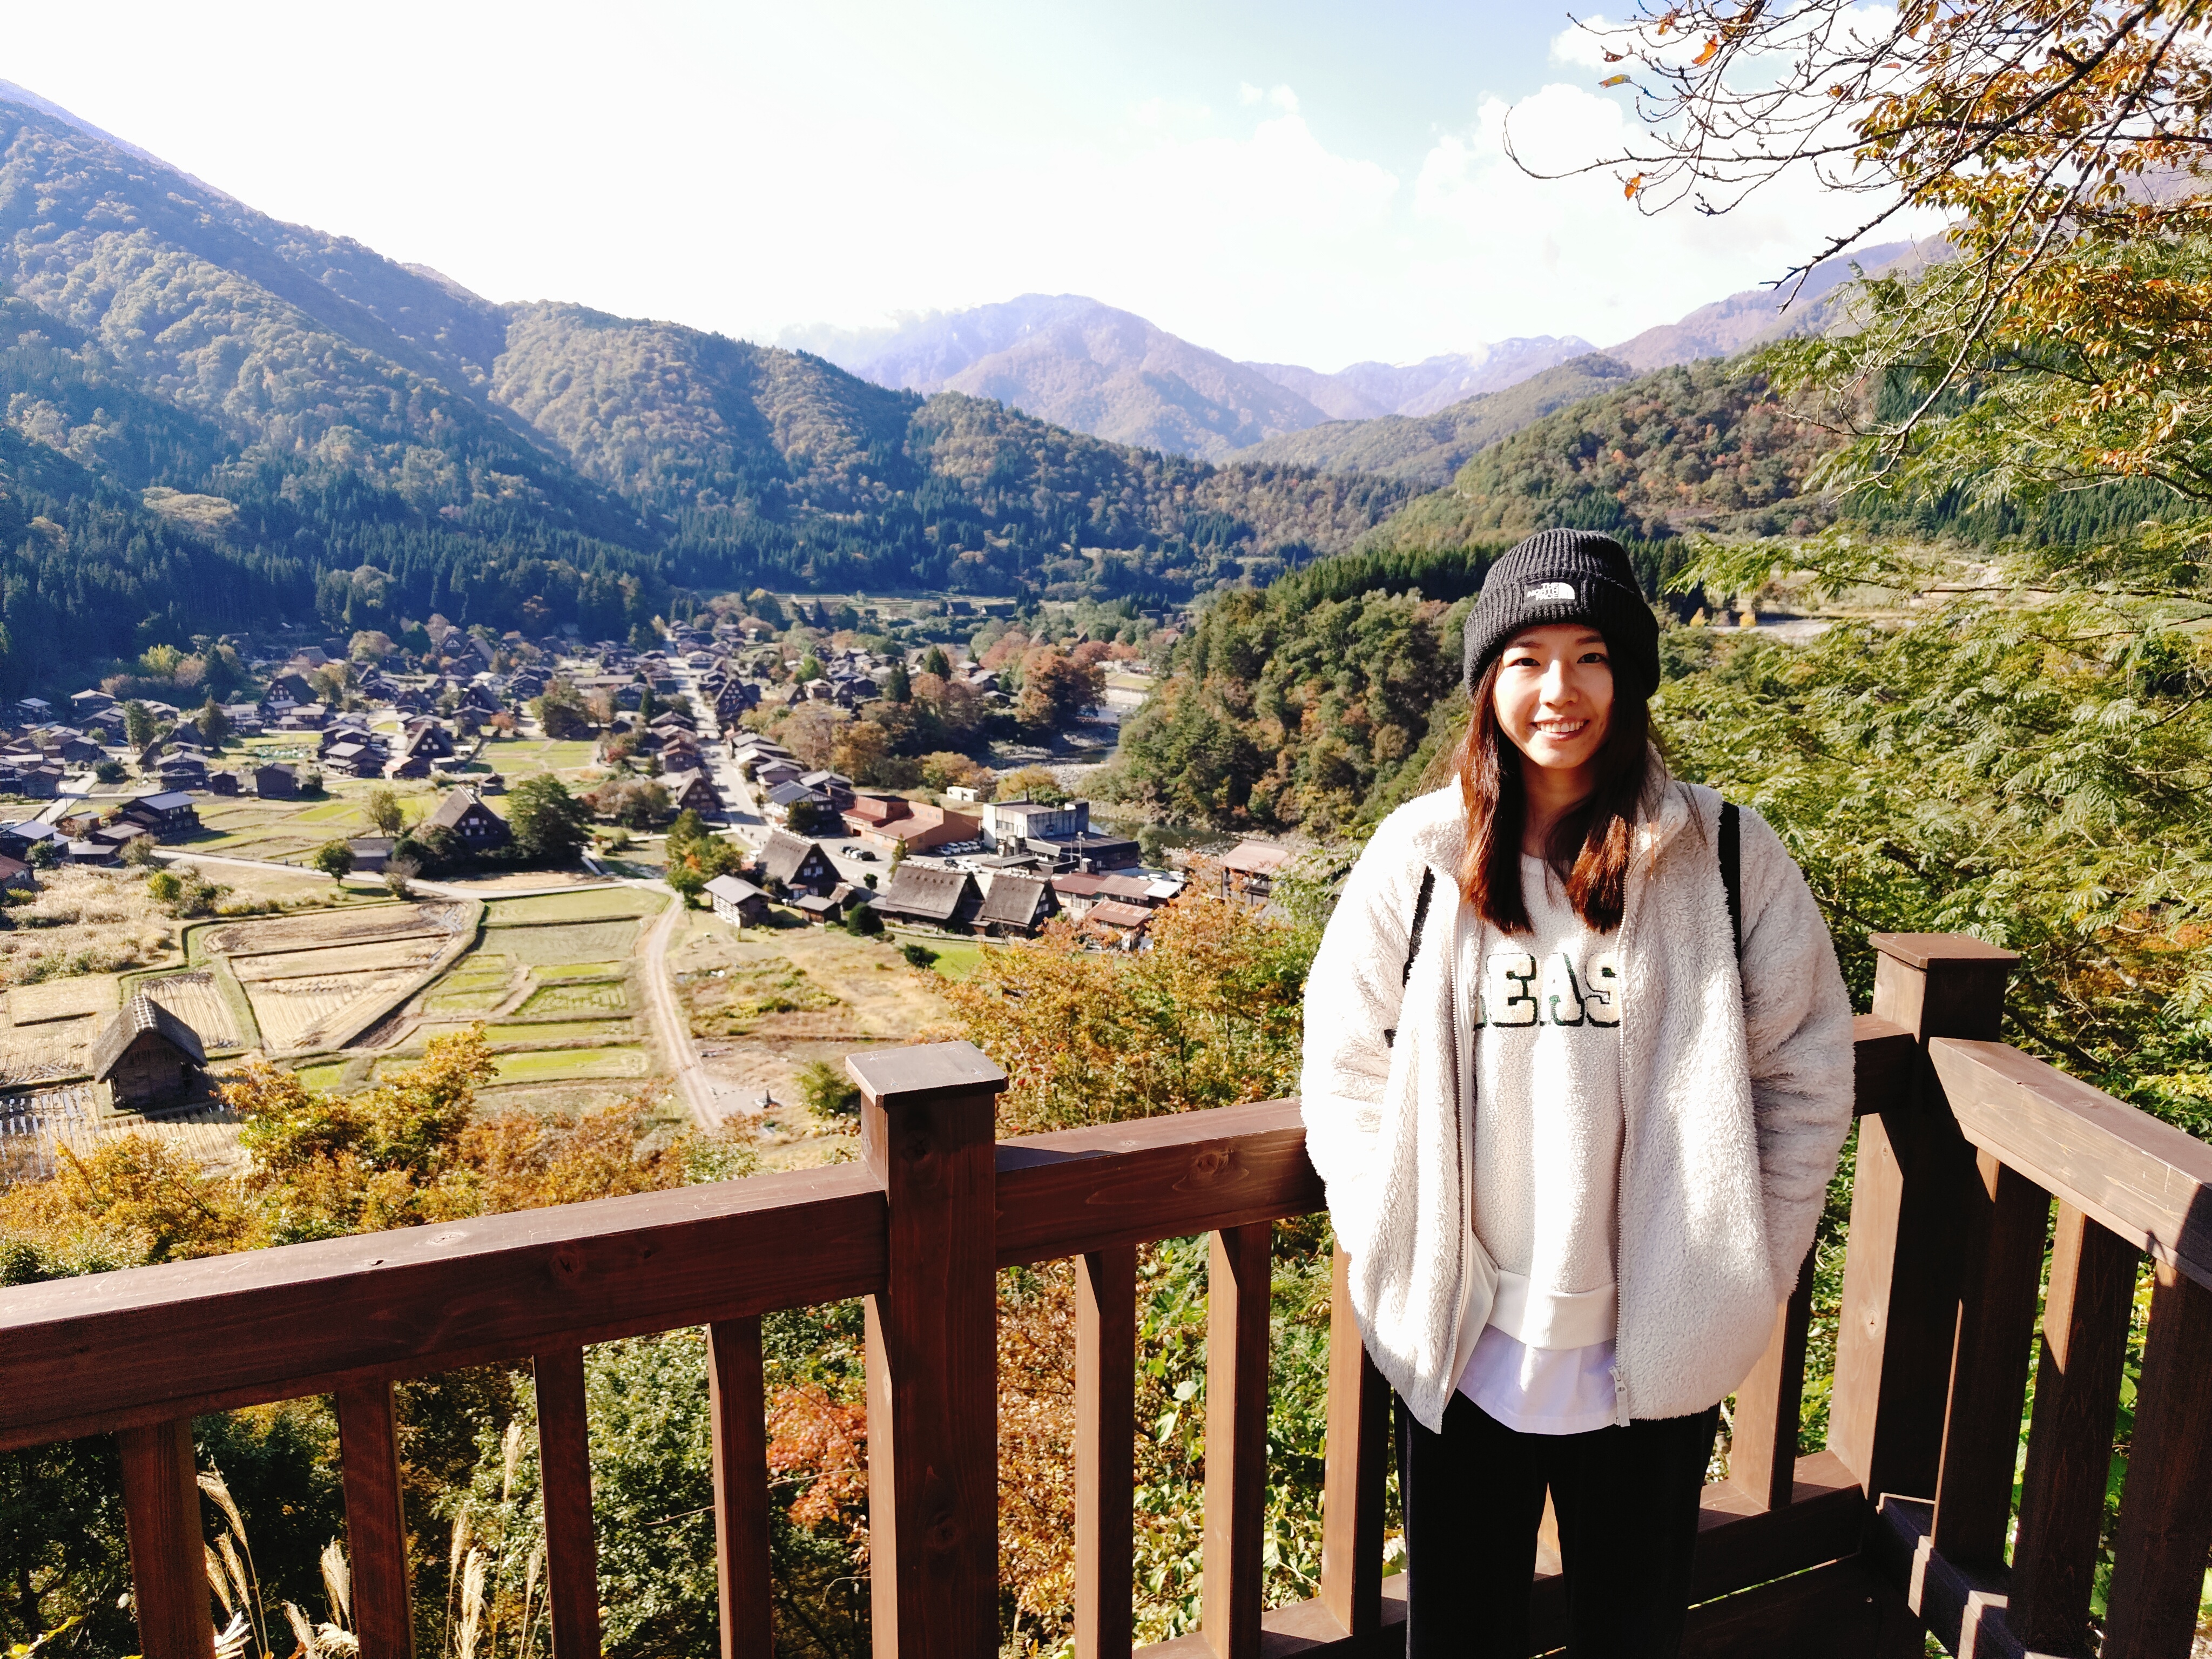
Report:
1548,16,1617,71
0,2,1943,373
1390,82,1939,358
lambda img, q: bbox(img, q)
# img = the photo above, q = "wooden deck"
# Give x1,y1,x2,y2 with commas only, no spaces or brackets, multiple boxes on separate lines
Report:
4,933,2211,1657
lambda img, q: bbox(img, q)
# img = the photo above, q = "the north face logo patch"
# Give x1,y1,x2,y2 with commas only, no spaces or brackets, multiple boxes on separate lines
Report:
1525,581,1576,602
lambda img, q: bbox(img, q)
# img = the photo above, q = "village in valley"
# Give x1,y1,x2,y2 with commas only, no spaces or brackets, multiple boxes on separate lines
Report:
0,592,1294,1178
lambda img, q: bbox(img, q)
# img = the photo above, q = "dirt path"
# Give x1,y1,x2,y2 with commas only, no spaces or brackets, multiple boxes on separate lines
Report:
635,882,739,1127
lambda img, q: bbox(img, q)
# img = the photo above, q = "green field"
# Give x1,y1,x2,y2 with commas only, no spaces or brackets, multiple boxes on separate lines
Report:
489,1046,651,1082
422,954,514,1013
487,1019,636,1044
487,889,662,925
531,960,626,982
475,736,601,782
891,932,986,981
292,1060,350,1092
517,980,631,1017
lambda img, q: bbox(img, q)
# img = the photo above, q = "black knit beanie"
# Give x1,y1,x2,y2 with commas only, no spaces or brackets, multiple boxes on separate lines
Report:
1461,529,1659,698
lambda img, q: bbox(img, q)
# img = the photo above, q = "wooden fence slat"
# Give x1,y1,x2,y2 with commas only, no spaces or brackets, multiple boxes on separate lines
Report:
1202,1222,1272,1659
1931,1153,2049,1566
334,1381,414,1659
117,1417,215,1659
1728,1246,1815,1513
1829,935,2016,1503
1075,1246,1137,1659
850,1041,1003,1659
534,1345,599,1659
2100,1262,2212,1659
2008,1204,2135,1653
707,1318,771,1659
1318,1243,1386,1634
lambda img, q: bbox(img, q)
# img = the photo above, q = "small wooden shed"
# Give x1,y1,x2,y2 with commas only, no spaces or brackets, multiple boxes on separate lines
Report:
91,994,206,1110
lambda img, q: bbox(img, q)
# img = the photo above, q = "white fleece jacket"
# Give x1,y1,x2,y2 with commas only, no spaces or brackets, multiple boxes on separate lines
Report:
1299,762,1855,1432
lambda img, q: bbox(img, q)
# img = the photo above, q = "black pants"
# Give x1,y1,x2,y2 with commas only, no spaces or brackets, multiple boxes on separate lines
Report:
1397,1391,1719,1659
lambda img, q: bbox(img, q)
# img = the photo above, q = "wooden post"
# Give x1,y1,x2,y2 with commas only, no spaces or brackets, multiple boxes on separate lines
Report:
708,1317,772,1659
2099,1262,2212,1658
1319,1243,1387,1634
848,1041,1005,1659
2008,1204,2135,1652
117,1417,215,1659
534,1345,598,1659
1074,1246,1136,1659
1202,1222,1272,1659
334,1381,414,1659
1827,933,2016,1504
1728,1245,1816,1513
1929,1153,2049,1566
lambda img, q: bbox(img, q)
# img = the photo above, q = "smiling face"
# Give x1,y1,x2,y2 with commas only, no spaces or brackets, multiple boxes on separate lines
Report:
1490,623,1615,777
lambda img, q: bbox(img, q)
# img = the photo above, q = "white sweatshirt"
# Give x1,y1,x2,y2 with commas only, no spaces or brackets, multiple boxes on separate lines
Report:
1455,855,1624,1432
1299,758,1856,1432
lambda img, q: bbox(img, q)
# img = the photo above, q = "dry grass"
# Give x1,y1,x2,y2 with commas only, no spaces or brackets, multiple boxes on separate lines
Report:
0,869,178,987
488,920,642,965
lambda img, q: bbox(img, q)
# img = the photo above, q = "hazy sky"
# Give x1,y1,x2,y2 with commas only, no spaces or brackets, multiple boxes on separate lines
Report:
0,1,1916,369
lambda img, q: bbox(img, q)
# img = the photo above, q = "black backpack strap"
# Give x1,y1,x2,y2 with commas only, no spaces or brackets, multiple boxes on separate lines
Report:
1719,801,1743,961
1382,868,1437,1049
1402,868,1437,988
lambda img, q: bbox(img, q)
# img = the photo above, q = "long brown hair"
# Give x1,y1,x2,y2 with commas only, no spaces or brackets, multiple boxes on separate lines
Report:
1456,650,1651,935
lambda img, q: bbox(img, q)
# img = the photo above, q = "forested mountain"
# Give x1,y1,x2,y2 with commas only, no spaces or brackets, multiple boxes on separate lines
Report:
0,87,1417,691
1226,354,1640,485
1361,359,1844,550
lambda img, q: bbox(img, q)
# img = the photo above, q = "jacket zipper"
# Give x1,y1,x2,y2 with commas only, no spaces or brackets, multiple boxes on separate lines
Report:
1608,806,1671,1426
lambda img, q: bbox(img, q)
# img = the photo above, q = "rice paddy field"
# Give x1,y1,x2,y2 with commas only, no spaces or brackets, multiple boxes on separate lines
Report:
334,886,670,1111
194,900,480,1055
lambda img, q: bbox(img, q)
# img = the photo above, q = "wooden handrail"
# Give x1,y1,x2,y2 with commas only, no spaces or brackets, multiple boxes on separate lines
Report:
0,1159,888,1452
1930,1036,2212,1292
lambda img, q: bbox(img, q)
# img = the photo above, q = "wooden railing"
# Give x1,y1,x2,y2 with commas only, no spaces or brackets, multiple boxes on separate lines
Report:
4,934,2212,1658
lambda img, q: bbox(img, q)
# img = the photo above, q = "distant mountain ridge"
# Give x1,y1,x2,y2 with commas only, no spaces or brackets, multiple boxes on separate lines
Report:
1243,337,1598,421
788,299,1607,458
785,248,1920,469
1601,240,1917,372
781,294,1336,460
1227,354,1641,485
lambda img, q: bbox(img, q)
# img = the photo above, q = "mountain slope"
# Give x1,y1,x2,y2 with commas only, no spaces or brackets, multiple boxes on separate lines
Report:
788,294,1333,461
1225,354,1640,485
0,85,641,549
1217,247,1923,483
1360,359,1843,554
492,302,922,515
1601,241,1916,372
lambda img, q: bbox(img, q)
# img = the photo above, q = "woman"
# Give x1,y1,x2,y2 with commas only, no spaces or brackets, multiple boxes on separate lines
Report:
1300,528,1854,1657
